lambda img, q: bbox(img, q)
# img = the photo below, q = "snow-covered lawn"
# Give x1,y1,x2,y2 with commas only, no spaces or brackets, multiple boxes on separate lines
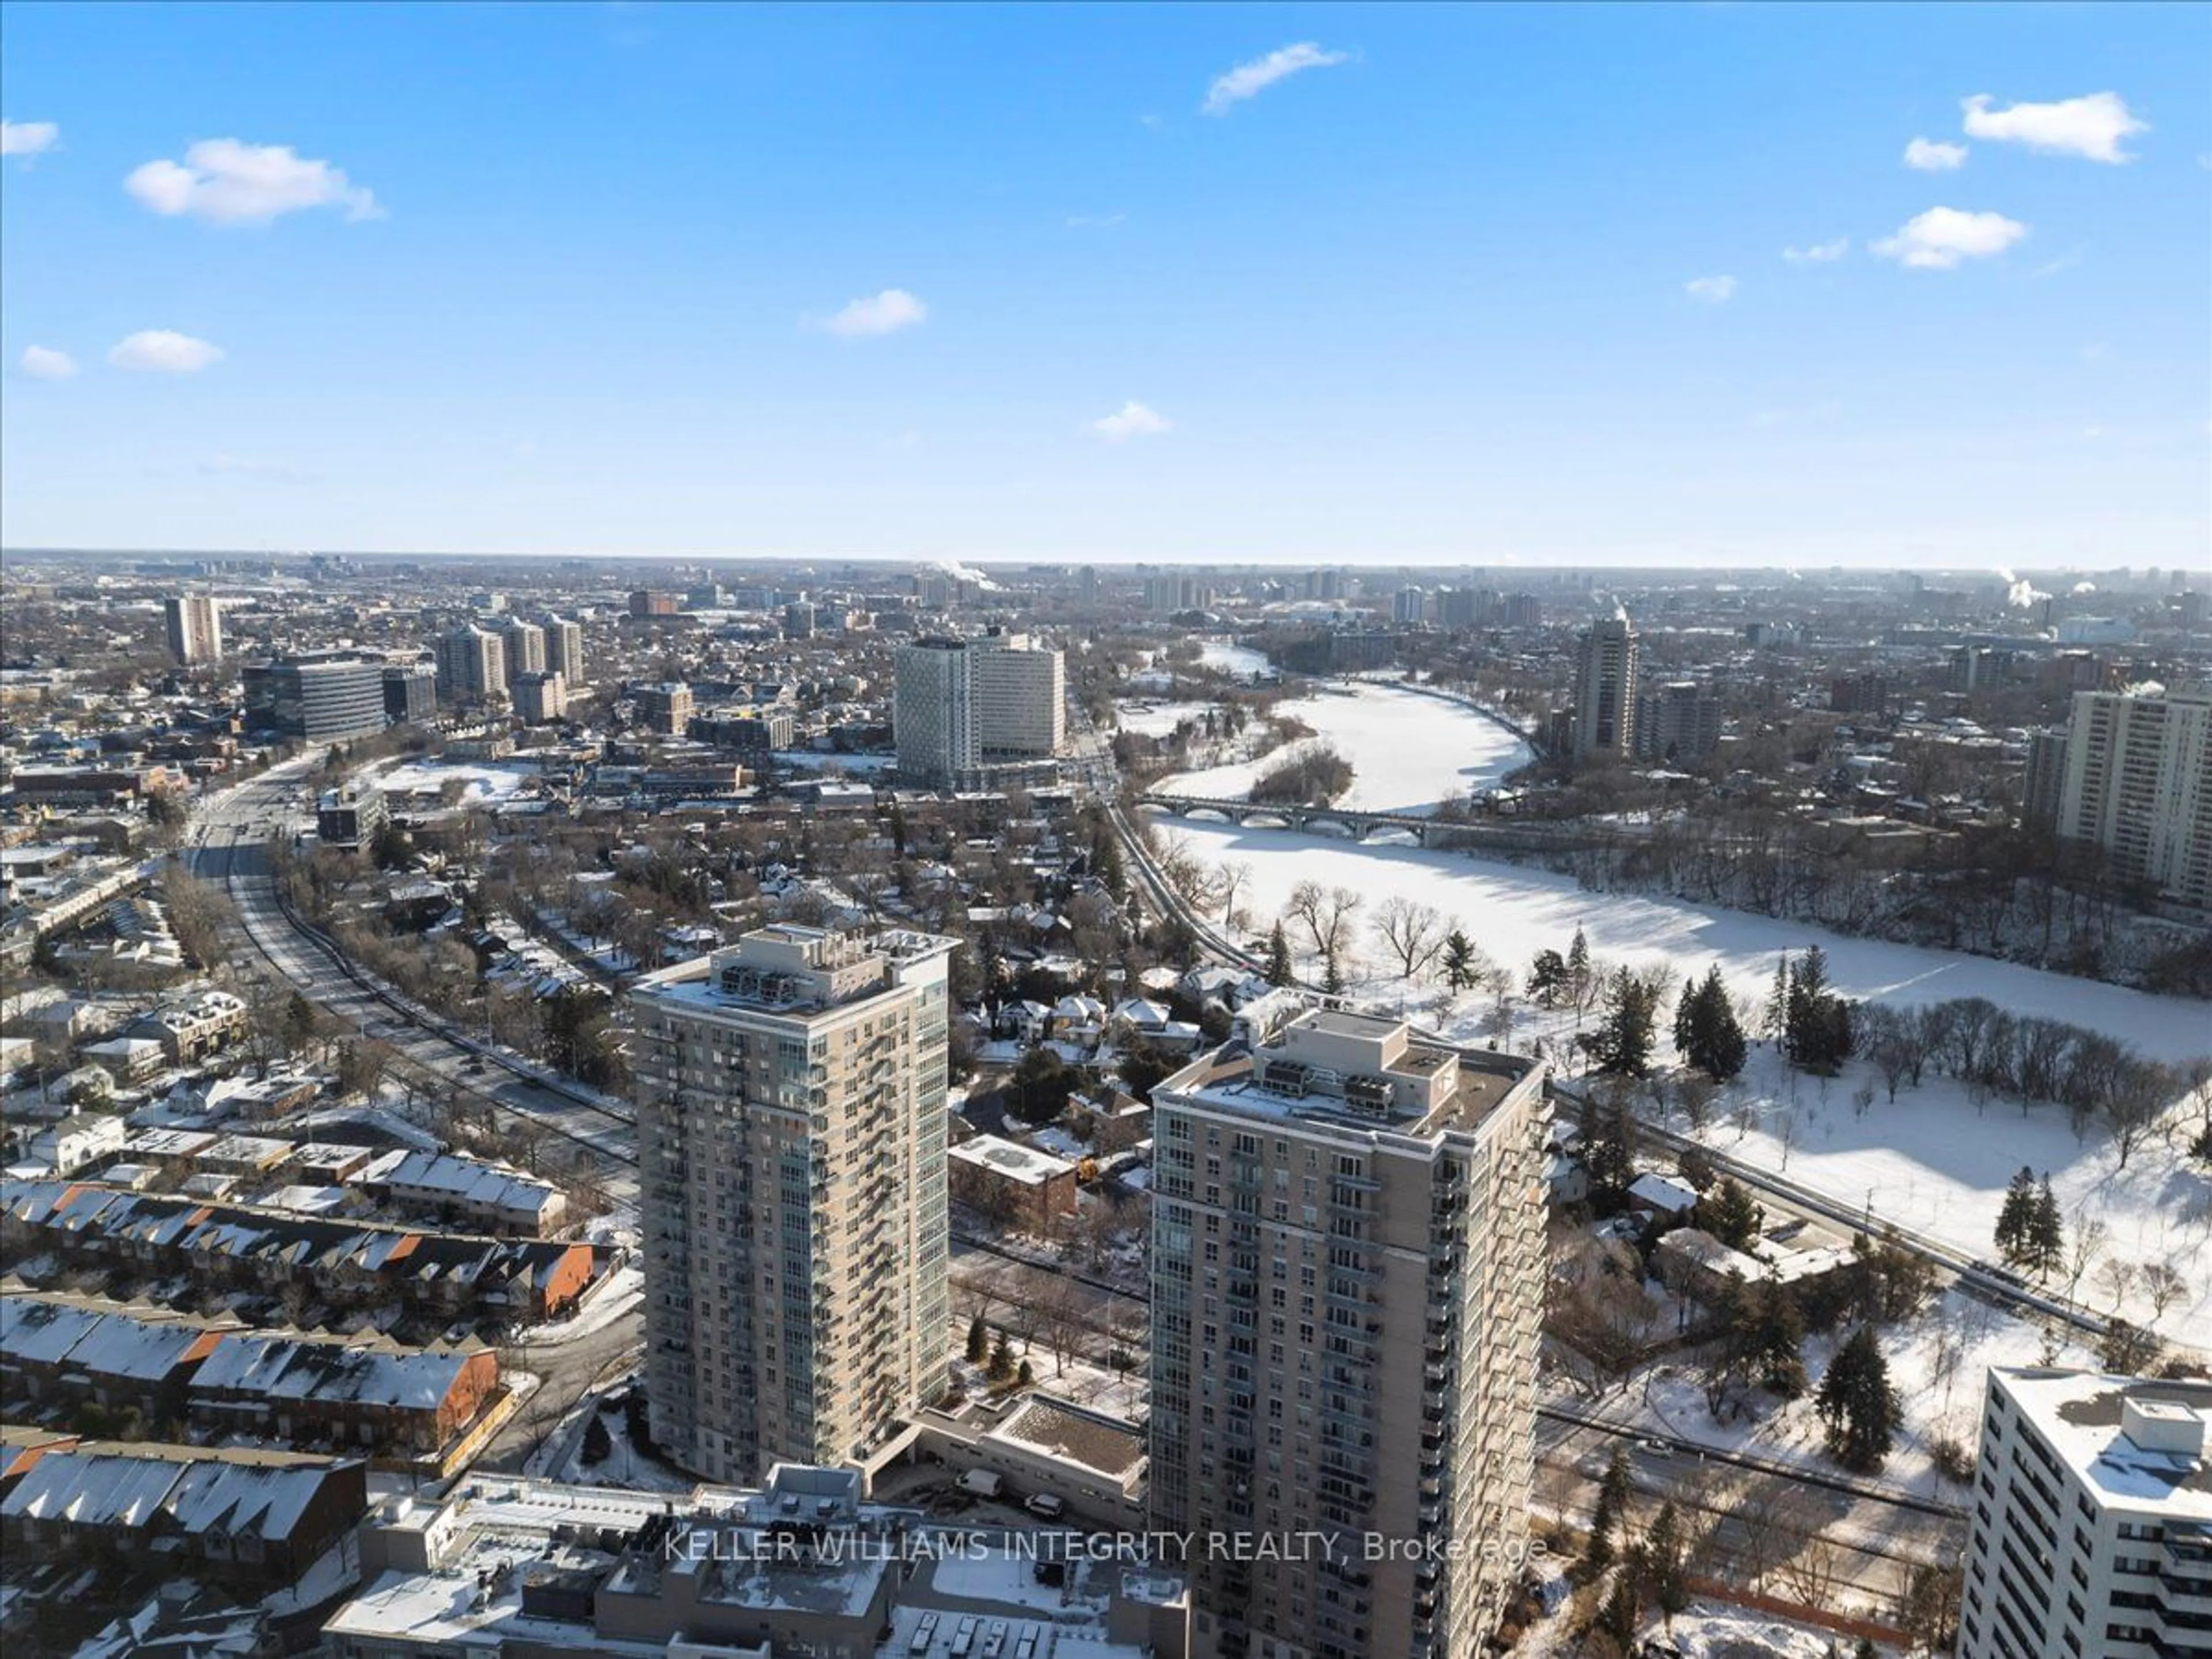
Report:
1196,641,1275,681
1115,700,1218,739
1152,680,1529,812
373,758,538,803
1162,822,2212,1332
1601,1287,2092,1502
1670,1053,2212,1336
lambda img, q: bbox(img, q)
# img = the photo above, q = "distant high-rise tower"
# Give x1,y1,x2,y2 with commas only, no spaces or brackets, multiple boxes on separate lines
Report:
540,615,586,687
893,632,1063,786
433,624,507,708
164,595,223,665
632,924,957,1483
499,619,547,687
1572,611,1639,761
1149,1009,1548,1659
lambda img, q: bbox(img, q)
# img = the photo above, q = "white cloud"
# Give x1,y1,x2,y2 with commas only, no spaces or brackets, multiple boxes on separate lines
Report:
1202,43,1349,115
1904,137,1968,171
1781,238,1848,264
108,330,225,373
1,119,59,158
1684,275,1737,304
18,346,77,380
813,289,927,337
1093,400,1171,441
1872,207,2028,270
1961,92,2146,163
124,138,381,224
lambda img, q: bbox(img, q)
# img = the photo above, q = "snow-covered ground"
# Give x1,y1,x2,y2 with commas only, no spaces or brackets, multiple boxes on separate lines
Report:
1152,680,1529,812
1609,1286,2092,1501
374,757,539,803
1115,700,1218,739
1196,641,1275,681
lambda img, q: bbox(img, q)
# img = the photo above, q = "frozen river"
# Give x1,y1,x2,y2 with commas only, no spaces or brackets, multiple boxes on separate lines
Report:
1154,680,1531,813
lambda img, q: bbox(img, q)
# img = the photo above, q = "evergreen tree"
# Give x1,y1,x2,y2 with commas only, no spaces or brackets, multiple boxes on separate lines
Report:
965,1315,988,1365
1993,1166,2039,1268
1729,1279,1808,1399
580,1412,613,1466
987,1331,1016,1384
1527,948,1569,1008
1699,1177,1764,1251
1565,927,1593,1007
1579,967,1659,1077
1642,1502,1689,1621
1017,1358,1033,1387
1584,1446,1632,1575
1596,1550,1643,1646
1441,930,1480,994
2025,1177,2066,1280
1672,980,1699,1061
1763,955,1792,1043
1816,1325,1901,1472
1684,965,1748,1081
1586,1096,1640,1203
1265,922,1294,988
1783,946,1856,1072
1321,950,1344,995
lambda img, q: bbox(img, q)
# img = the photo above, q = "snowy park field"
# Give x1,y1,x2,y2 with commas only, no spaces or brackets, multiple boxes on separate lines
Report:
373,757,538,803
1158,819,2212,1334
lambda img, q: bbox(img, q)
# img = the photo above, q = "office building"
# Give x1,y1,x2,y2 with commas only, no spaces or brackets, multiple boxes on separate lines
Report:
1634,681,1724,764
784,600,817,639
1957,1368,2210,1659
628,589,682,618
242,654,389,743
499,619,547,686
433,625,507,709
321,1467,1190,1659
631,924,958,1484
893,632,1065,787
317,783,388,850
382,663,438,725
2056,685,2212,907
634,681,694,736
512,671,569,726
164,594,223,665
1571,610,1639,762
1148,1007,1548,1659
540,614,586,687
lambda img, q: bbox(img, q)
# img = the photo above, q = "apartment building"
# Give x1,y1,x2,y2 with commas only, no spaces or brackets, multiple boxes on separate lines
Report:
433,624,507,709
633,681,694,736
540,613,587,686
498,618,547,684
1147,1007,1549,1659
893,631,1065,787
631,923,957,1484
512,670,569,726
1572,610,1639,762
2056,685,2212,908
1959,1368,2210,1659
163,594,223,665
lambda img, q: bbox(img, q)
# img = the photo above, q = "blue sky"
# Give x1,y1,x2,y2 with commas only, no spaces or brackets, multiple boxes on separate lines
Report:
2,2,2207,568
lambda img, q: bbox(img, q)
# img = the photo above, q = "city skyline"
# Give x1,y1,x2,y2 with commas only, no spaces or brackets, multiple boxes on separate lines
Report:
5,2,2210,567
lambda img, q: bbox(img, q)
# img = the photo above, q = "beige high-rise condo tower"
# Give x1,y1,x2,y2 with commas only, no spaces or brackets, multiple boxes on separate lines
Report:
632,924,957,1484
1572,609,1639,762
1148,1007,1549,1659
164,594,223,664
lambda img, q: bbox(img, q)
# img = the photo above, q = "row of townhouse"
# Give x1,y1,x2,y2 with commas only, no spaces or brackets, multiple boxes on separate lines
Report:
1,1296,502,1456
0,1441,368,1592
0,1181,607,1327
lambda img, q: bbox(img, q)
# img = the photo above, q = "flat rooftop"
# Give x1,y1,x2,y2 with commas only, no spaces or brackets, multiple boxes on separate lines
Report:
1994,1369,2212,1518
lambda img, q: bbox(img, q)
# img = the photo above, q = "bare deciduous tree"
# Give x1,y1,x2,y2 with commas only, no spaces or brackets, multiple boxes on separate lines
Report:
1373,896,1447,982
